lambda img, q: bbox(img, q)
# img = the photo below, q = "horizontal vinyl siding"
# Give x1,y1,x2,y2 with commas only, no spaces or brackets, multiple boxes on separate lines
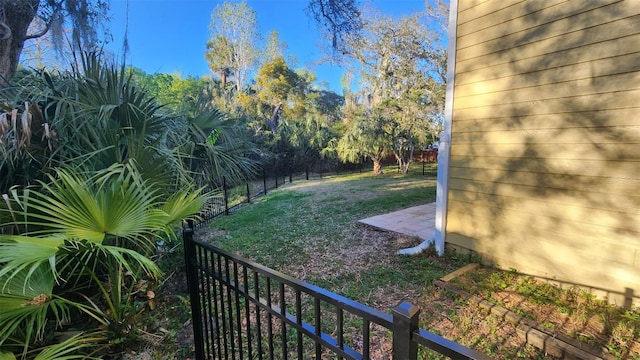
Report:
456,34,640,84
449,167,639,198
450,157,638,179
447,0,640,303
447,198,637,245
457,0,624,49
455,51,640,96
457,0,527,23
456,2,637,62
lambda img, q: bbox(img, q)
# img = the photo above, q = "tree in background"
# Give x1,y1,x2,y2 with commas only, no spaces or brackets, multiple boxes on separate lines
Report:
253,57,307,134
127,68,210,116
205,35,234,88
206,0,260,96
284,111,339,179
334,109,390,176
338,5,447,173
264,30,289,63
0,0,108,85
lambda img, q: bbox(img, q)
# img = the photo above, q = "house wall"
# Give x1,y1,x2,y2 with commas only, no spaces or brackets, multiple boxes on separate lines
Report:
446,0,640,305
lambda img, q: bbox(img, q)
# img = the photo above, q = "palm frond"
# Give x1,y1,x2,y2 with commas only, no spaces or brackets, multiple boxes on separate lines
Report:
160,188,206,234
32,332,103,360
0,351,15,360
57,240,162,282
0,234,64,286
3,164,165,252
0,264,71,352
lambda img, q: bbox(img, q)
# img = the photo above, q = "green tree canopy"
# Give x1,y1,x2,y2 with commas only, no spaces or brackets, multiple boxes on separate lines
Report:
254,57,306,134
338,5,447,173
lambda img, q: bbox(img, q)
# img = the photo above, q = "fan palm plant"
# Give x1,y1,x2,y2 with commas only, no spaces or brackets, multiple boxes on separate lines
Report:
53,54,183,189
0,162,205,358
2,53,259,192
0,52,257,358
172,107,258,188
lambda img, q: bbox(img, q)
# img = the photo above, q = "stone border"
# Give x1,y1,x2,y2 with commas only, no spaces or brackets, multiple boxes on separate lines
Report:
434,265,615,360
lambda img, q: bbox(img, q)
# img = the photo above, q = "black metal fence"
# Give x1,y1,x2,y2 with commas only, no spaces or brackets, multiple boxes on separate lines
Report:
183,227,492,360
199,159,437,222
310,152,438,178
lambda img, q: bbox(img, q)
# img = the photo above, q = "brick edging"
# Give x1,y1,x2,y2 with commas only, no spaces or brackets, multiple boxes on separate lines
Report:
433,274,615,360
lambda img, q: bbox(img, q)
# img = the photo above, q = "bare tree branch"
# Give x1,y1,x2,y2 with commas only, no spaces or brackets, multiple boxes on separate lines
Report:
24,16,53,40
307,0,362,49
0,20,10,40
24,0,63,40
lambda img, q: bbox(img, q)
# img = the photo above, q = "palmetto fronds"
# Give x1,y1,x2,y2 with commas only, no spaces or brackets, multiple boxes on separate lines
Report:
0,51,256,358
0,262,71,357
0,162,205,358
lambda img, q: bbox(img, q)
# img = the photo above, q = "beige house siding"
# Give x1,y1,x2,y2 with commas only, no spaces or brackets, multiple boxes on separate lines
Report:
446,0,640,305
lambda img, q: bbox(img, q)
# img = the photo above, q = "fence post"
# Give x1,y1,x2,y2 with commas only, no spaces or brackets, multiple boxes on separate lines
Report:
183,223,205,359
392,302,419,360
289,165,292,184
223,176,229,215
263,168,267,195
246,182,251,204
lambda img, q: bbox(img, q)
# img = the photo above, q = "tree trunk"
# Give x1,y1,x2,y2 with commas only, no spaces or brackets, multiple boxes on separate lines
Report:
369,146,385,176
404,144,415,173
266,102,282,134
0,0,39,86
372,159,382,176
392,139,415,174
220,71,227,87
392,151,411,174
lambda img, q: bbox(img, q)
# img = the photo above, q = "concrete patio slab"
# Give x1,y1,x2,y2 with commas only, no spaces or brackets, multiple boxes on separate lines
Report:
358,202,436,240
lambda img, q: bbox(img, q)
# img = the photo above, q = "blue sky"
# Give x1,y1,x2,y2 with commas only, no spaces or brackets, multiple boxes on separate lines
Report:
106,0,428,93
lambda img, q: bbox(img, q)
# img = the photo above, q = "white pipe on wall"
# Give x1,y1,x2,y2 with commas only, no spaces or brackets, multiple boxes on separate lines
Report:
397,0,459,256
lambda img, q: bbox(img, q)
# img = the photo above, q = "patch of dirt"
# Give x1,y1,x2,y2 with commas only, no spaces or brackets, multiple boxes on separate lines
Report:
116,245,197,360
448,267,640,359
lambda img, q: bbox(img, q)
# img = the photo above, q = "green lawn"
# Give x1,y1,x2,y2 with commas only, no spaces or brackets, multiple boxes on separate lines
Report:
146,168,639,359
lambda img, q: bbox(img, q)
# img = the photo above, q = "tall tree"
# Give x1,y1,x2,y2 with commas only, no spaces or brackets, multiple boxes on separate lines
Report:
339,6,447,173
205,35,233,88
0,0,108,85
206,0,260,95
